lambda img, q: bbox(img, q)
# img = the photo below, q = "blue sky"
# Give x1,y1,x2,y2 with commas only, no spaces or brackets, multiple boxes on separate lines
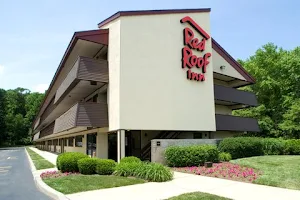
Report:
1,0,300,92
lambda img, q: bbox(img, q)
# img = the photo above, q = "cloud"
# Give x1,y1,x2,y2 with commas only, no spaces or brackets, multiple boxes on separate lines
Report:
0,65,4,75
32,84,49,93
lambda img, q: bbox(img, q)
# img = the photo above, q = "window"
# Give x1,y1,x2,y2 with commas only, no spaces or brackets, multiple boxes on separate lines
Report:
75,135,83,147
48,140,52,145
53,139,58,146
64,138,68,146
68,137,74,147
193,132,202,139
58,139,60,145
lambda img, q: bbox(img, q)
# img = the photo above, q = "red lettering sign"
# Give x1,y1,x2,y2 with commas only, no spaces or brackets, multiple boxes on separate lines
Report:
180,16,211,82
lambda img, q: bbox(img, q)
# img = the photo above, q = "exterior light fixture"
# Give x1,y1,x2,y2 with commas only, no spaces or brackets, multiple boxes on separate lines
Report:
220,65,226,70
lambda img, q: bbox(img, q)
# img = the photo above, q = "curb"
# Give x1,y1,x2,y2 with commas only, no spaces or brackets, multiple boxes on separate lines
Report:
25,148,69,200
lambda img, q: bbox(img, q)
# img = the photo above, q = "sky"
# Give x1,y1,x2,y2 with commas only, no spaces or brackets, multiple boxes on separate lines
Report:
1,0,300,92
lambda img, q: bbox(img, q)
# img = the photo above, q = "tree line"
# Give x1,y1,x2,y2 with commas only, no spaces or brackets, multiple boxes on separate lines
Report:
0,88,44,146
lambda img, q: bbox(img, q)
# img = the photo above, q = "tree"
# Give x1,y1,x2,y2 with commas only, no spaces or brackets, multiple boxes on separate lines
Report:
234,43,300,138
2,88,44,145
0,89,6,145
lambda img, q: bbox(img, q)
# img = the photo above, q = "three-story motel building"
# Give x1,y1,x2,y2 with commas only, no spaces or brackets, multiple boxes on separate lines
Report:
33,8,259,162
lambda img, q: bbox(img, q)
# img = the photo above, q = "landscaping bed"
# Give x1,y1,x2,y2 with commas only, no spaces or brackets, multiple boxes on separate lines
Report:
41,153,173,194
173,162,260,183
167,192,231,200
26,147,55,170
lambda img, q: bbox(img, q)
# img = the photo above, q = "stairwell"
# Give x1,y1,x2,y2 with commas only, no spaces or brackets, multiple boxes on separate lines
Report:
140,131,181,161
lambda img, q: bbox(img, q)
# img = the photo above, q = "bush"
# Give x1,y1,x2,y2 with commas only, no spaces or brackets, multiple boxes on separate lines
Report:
56,153,64,170
134,162,173,182
218,137,264,159
165,145,219,167
219,152,232,162
59,152,89,172
95,159,117,175
113,162,143,177
114,161,173,182
78,158,98,175
284,139,300,155
262,138,285,155
120,156,141,163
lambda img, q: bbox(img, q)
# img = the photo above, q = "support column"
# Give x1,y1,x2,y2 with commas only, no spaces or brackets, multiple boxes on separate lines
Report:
117,130,125,163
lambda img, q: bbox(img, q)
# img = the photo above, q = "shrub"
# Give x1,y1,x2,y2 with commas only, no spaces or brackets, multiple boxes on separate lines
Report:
95,159,117,175
78,158,98,175
113,162,143,177
261,138,285,155
59,152,89,172
218,137,264,159
284,139,300,155
134,162,173,182
219,152,232,162
120,156,141,163
165,145,219,167
56,153,64,170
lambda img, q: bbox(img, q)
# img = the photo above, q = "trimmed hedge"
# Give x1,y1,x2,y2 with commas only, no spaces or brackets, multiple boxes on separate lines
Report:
95,159,117,175
218,137,300,159
219,152,232,162
284,139,300,155
113,161,173,182
78,158,98,175
58,152,89,172
262,138,285,155
218,137,264,159
165,145,219,167
120,156,141,163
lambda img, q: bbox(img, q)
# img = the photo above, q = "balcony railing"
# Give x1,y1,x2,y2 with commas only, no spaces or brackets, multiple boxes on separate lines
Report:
53,102,108,134
54,56,109,104
214,84,258,107
215,114,260,132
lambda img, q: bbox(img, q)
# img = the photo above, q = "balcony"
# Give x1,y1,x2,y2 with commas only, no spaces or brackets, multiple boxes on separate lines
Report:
54,102,108,134
214,84,258,109
55,56,109,104
215,114,260,132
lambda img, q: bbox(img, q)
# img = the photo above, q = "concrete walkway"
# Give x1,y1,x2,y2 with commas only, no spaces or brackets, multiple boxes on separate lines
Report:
30,147,300,200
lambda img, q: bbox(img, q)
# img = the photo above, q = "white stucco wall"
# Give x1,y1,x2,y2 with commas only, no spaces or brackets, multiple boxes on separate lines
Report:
106,12,215,131
102,20,121,131
212,49,246,81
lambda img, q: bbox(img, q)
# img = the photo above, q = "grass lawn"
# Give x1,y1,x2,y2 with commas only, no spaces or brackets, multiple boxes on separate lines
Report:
26,147,55,170
43,174,146,194
231,155,300,190
167,192,231,200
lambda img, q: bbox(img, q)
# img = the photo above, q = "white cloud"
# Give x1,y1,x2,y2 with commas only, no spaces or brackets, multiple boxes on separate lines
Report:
32,84,49,93
0,65,4,75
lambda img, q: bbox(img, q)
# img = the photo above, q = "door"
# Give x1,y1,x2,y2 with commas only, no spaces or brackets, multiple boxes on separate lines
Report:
87,133,97,157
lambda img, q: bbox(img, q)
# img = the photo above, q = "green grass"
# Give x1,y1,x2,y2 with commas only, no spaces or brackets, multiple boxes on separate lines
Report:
167,192,231,200
43,174,146,194
231,155,300,190
26,147,55,170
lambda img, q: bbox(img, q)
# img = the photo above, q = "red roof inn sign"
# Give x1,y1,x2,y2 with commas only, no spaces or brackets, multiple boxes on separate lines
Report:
181,16,211,82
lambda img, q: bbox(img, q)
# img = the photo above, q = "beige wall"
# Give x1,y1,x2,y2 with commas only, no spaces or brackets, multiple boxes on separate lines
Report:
213,78,229,86
102,20,121,131
106,12,215,131
96,132,108,158
213,131,235,139
212,49,246,81
215,105,232,115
